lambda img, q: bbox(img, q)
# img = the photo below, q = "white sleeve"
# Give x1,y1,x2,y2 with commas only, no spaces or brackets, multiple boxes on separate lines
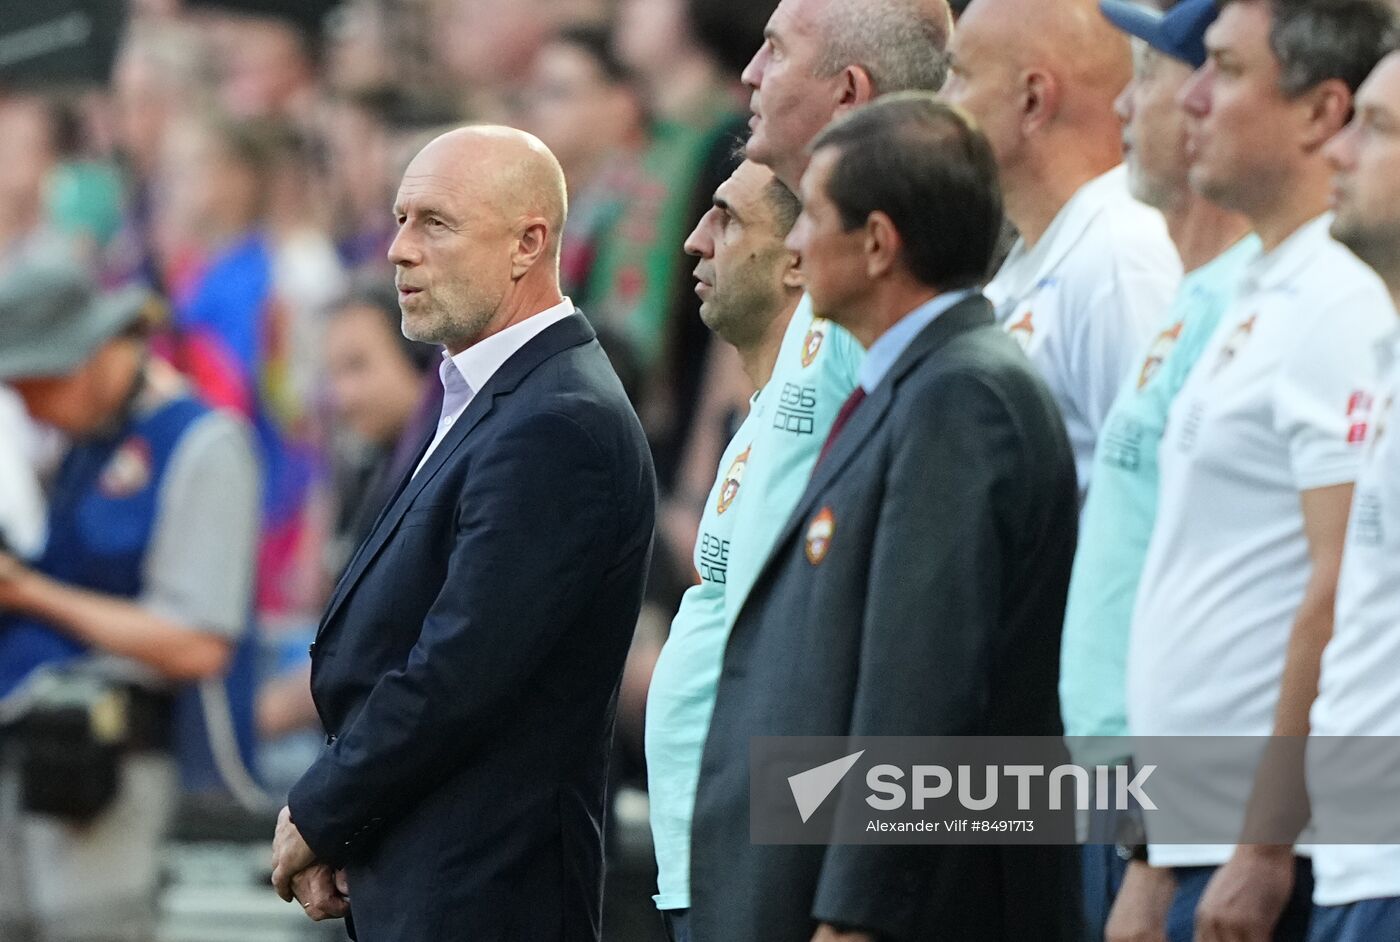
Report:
1273,288,1394,491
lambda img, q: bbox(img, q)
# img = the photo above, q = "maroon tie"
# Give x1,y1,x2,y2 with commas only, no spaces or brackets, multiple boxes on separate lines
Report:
817,386,867,464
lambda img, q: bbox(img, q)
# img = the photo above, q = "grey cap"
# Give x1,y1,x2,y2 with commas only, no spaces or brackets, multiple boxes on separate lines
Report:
0,260,154,382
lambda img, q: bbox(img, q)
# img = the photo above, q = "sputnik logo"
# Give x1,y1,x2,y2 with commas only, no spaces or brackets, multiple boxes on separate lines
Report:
787,751,865,823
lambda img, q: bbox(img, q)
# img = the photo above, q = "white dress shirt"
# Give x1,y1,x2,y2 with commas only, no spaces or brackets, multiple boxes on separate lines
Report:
414,299,576,477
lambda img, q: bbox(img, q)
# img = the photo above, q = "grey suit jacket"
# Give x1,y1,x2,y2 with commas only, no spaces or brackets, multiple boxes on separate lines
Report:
691,294,1082,941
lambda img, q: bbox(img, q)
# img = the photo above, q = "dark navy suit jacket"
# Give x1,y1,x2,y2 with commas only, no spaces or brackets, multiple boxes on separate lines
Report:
289,313,656,941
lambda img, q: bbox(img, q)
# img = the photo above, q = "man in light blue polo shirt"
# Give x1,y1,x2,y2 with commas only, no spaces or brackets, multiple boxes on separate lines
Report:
644,160,862,942
1064,1,1258,937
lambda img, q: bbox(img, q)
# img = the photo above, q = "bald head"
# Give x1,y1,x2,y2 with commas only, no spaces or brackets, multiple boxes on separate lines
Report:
408,125,569,258
943,0,1129,234
390,126,569,353
954,0,1130,124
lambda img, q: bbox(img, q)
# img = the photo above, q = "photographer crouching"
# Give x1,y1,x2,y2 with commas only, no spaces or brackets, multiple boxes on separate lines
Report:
0,258,260,942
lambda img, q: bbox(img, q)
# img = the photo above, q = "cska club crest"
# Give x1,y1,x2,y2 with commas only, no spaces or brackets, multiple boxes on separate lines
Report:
1137,321,1183,389
716,445,751,514
1212,314,1257,376
100,437,153,498
802,320,828,367
1006,310,1035,351
805,507,836,565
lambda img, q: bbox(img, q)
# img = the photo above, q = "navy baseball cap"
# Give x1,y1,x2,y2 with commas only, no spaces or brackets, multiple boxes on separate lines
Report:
1099,0,1219,69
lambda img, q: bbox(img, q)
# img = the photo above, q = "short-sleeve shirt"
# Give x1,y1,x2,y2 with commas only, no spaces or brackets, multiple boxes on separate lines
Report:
1308,327,1400,906
645,295,863,910
1127,215,1395,867
1060,236,1259,760
985,165,1181,497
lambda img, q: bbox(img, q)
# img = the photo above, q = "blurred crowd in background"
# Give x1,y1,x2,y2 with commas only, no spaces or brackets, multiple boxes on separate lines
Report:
0,0,812,785
0,0,826,935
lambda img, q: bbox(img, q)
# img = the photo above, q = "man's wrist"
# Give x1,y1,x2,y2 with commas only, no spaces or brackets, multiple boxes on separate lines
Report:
1236,842,1293,861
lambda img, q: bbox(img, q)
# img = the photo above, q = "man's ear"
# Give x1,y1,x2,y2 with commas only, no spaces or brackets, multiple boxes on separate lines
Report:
511,218,551,279
782,247,805,289
1021,68,1061,136
832,64,877,118
863,211,901,280
1299,78,1353,152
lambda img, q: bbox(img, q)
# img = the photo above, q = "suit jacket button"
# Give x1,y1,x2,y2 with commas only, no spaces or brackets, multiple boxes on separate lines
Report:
325,733,337,745
308,642,317,656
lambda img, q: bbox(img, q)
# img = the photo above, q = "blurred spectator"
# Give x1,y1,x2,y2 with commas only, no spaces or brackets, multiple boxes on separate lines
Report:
323,0,397,95
154,114,325,623
433,0,560,123
322,89,403,270
322,280,438,577
264,121,348,412
0,261,259,941
215,14,321,123
110,17,216,288
522,25,647,306
603,0,752,488
0,96,62,261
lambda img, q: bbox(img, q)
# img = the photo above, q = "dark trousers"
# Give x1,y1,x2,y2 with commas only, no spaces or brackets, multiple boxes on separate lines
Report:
1308,897,1400,942
662,908,691,942
1168,858,1314,942
1082,842,1130,940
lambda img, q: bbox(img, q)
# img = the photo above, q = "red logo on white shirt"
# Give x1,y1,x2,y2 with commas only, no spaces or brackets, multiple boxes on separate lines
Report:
1347,391,1376,445
1007,310,1035,351
1211,314,1257,376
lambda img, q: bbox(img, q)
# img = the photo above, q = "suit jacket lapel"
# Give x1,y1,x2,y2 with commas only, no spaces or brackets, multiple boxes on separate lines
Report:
317,313,597,636
741,295,996,612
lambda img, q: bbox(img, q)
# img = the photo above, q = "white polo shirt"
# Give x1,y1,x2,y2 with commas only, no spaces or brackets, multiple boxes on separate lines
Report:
1308,326,1400,906
985,164,1180,496
1127,215,1395,867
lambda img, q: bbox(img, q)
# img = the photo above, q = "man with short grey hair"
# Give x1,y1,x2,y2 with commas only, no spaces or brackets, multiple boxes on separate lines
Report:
742,0,954,192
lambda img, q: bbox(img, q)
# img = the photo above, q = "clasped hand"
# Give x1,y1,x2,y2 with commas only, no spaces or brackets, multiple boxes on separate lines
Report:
271,805,349,921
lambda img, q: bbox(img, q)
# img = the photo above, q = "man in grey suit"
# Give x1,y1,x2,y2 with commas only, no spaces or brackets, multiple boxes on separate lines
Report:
691,95,1083,941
